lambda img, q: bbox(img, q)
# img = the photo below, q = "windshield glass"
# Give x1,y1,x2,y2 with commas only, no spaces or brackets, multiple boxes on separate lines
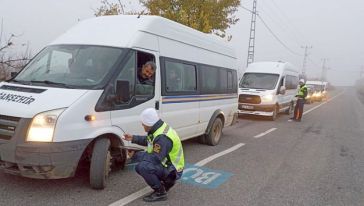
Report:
239,73,279,90
14,45,125,88
307,84,323,91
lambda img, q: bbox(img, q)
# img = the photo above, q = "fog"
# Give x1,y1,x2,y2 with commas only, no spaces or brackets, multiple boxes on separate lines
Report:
1,0,363,86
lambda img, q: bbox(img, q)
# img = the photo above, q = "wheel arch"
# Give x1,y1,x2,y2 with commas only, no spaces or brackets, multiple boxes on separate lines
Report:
205,109,225,135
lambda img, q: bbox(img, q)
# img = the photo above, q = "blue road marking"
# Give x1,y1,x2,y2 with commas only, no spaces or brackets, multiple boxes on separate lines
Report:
125,162,233,189
180,163,233,189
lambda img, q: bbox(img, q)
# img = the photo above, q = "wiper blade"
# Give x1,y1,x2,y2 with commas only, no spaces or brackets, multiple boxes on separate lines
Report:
9,79,31,85
30,80,73,88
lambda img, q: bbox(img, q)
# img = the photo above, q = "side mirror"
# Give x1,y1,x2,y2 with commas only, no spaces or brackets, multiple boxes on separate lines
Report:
279,86,286,95
116,80,130,103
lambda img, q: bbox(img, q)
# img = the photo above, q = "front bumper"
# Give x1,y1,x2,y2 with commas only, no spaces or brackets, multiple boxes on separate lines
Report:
0,118,91,179
238,103,275,116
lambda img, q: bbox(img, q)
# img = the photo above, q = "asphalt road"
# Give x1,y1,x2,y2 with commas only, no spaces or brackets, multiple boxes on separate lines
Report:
1,88,364,206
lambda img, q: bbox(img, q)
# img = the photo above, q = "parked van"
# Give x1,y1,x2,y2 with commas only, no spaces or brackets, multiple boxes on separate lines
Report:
0,15,238,189
238,61,299,120
306,80,327,101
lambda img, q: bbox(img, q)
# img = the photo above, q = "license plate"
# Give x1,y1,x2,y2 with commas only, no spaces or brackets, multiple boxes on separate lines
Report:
240,105,254,110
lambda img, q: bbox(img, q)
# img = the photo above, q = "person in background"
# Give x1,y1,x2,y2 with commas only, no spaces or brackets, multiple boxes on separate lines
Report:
289,79,308,122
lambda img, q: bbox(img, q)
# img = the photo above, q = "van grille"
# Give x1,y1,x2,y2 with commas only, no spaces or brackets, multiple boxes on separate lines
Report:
239,94,261,104
0,115,21,140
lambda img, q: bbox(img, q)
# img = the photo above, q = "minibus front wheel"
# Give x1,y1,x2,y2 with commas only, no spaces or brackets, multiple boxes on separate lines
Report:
90,138,112,189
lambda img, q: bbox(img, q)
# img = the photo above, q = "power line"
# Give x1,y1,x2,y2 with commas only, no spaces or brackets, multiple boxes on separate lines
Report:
257,14,302,56
258,2,302,48
240,5,303,57
269,0,308,43
240,5,253,13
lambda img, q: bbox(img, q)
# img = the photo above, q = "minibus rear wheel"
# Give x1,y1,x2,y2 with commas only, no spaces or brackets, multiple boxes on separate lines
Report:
205,118,223,146
90,138,112,189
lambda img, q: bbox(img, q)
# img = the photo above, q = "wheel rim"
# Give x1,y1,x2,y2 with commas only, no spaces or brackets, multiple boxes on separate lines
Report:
212,120,222,142
104,151,112,179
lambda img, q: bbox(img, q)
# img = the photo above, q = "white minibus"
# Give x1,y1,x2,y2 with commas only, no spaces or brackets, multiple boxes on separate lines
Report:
0,15,238,189
238,61,299,120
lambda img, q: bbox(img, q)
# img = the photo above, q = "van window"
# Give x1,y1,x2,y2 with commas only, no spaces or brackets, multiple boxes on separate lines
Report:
227,71,233,90
135,51,156,96
165,61,197,93
115,52,136,101
200,65,220,94
240,73,279,90
14,45,125,88
286,75,299,90
114,50,156,106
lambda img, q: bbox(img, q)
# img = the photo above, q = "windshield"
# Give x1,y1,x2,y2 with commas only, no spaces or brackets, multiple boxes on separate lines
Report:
307,84,323,91
239,73,279,90
14,45,125,88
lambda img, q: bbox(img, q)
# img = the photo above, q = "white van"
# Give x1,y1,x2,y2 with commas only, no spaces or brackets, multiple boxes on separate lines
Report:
238,61,299,120
306,80,327,101
0,15,238,189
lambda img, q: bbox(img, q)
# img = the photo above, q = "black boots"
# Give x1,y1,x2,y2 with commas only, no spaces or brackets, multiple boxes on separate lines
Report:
143,186,167,202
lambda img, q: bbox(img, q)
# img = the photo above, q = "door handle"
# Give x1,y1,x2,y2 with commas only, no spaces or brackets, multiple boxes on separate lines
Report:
155,101,160,110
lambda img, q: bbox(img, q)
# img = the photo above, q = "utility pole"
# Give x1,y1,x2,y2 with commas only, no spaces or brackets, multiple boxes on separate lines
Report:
246,0,258,67
321,58,328,81
301,46,312,76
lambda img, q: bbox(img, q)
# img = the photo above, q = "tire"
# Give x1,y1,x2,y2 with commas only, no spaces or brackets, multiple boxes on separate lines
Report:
269,106,278,121
198,135,206,144
90,138,112,190
285,103,294,115
205,118,223,146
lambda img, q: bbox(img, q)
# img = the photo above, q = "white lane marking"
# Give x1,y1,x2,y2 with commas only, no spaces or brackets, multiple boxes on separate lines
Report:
303,91,344,116
194,143,245,166
109,143,245,206
254,128,277,138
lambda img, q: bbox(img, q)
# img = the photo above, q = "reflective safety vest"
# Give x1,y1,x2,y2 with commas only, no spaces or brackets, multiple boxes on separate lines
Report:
147,122,184,172
297,85,307,98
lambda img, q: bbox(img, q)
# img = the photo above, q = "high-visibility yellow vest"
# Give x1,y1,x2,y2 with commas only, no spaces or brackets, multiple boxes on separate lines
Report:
297,85,307,97
147,122,184,172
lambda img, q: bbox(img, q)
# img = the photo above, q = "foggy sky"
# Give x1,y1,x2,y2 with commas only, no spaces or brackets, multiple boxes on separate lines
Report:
1,0,363,86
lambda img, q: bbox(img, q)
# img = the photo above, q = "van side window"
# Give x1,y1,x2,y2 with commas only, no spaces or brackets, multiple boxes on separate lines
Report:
278,77,284,94
165,60,197,93
135,51,156,96
113,50,156,106
285,75,298,90
200,65,220,94
115,52,136,102
227,71,233,90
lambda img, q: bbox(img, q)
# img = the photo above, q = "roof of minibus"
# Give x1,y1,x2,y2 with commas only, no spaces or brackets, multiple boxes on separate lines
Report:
49,15,236,58
244,61,298,75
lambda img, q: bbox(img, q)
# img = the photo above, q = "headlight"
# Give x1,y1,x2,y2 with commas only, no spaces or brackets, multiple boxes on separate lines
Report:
27,108,65,142
261,94,274,103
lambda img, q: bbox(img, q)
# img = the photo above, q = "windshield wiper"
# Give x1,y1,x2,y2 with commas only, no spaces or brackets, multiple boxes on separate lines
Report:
30,80,73,88
9,79,32,85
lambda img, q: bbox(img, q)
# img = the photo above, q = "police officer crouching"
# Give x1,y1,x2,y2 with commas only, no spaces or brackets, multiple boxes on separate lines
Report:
124,108,184,202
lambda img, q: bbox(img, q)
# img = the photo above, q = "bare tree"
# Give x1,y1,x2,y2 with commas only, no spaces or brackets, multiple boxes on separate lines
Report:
0,19,32,81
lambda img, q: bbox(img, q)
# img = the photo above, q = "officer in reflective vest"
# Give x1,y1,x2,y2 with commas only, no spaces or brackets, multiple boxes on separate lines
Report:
124,108,184,202
290,79,308,122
